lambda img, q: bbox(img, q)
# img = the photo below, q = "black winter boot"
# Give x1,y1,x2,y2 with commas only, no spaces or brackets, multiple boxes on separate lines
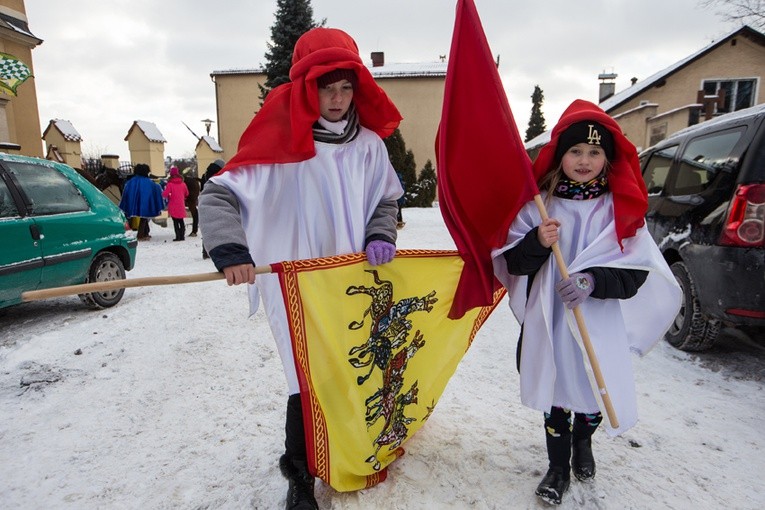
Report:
279,454,318,510
536,407,572,505
535,467,570,505
572,412,601,482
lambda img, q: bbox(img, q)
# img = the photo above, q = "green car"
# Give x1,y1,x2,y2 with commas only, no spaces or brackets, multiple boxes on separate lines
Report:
0,153,137,309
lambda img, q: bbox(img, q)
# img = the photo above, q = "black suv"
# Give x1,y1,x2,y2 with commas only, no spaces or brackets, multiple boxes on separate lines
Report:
639,104,764,351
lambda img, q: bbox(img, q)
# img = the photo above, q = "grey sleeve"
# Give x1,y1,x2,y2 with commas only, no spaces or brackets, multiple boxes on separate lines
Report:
365,197,398,245
198,181,247,252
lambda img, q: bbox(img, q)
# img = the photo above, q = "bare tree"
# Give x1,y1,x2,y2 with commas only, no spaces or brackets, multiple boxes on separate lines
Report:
700,0,765,29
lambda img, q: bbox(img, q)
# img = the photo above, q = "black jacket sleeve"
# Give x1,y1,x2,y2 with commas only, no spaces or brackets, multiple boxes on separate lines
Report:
503,227,552,275
587,267,649,300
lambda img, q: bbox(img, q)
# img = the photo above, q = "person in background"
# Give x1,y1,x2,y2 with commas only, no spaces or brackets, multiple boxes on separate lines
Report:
200,159,225,259
492,100,680,505
200,158,225,190
183,168,201,237
198,27,403,510
396,171,406,229
163,166,189,242
119,163,164,241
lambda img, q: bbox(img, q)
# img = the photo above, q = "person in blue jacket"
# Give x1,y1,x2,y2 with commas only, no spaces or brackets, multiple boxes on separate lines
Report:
119,163,164,240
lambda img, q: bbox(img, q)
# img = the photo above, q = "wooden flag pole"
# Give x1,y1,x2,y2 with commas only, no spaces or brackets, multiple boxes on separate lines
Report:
21,266,273,302
533,195,619,429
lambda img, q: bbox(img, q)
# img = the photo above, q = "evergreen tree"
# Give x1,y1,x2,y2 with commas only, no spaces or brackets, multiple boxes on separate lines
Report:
383,129,417,204
258,0,322,102
525,84,547,142
409,160,437,207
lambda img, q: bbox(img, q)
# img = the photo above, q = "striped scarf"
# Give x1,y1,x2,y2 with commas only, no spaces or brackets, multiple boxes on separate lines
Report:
312,104,360,144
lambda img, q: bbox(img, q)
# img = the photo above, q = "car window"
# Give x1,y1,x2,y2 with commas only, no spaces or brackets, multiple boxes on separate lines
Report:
671,128,744,195
642,145,677,195
6,162,89,215
0,176,19,218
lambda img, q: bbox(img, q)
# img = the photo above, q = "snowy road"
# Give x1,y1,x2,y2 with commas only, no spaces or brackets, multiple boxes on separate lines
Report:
1,207,763,509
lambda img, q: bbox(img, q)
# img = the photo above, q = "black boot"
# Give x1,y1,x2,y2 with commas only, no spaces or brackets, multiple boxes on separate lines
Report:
572,412,601,482
535,467,570,505
536,407,572,505
279,454,318,510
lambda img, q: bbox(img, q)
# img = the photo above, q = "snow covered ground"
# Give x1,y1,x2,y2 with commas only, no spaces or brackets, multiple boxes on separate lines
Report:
1,207,763,510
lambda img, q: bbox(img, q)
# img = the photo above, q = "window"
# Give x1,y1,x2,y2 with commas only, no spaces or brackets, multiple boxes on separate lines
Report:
6,163,89,215
703,79,756,114
643,145,677,195
0,176,19,218
672,128,743,195
649,123,668,146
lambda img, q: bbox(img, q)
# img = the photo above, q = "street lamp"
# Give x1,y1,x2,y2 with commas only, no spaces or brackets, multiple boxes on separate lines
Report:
201,118,214,136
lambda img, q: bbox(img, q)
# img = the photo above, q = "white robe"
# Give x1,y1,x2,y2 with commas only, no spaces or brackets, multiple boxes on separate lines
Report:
210,128,403,393
492,193,681,435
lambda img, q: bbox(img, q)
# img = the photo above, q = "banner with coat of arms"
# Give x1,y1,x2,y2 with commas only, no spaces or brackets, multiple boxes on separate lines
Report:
274,250,504,491
0,52,32,96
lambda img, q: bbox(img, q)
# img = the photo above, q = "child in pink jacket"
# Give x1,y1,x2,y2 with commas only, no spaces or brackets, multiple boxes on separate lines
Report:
162,166,189,241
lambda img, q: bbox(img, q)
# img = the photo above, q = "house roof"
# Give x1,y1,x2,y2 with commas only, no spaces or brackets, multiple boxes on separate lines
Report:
0,11,42,45
124,120,166,143
196,135,223,152
42,119,82,142
210,61,449,80
369,61,448,79
599,25,765,113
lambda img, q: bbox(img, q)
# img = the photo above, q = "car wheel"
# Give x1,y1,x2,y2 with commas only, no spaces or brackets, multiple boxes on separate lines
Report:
665,261,720,351
79,252,126,309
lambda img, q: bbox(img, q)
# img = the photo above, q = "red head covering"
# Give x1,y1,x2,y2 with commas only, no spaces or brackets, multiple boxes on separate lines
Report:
533,99,648,248
221,27,402,172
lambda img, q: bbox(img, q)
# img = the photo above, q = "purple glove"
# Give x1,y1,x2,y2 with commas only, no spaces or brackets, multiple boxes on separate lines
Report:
555,272,595,309
366,240,396,266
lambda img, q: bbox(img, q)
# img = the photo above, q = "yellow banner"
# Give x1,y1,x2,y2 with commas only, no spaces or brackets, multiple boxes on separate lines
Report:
277,250,504,491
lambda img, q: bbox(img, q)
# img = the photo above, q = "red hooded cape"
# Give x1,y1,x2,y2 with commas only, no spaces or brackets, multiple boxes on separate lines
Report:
534,99,648,248
221,28,402,172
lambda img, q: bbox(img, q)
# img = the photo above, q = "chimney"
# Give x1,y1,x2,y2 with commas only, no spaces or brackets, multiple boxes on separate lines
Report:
631,77,638,86
371,51,384,67
598,71,618,102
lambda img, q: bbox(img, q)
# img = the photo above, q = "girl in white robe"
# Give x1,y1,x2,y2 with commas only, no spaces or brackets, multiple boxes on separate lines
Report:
492,100,681,505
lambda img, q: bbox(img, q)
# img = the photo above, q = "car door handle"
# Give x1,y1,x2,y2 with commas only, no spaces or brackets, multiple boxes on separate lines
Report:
29,223,43,240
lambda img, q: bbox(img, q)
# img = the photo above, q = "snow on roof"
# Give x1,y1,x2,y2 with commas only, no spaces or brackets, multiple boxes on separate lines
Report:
210,61,448,80
126,120,166,143
524,130,551,150
199,135,223,152
51,119,82,142
210,68,265,76
368,61,447,79
599,26,762,113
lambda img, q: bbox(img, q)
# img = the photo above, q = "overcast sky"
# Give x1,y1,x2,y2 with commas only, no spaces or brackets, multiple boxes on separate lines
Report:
24,0,738,160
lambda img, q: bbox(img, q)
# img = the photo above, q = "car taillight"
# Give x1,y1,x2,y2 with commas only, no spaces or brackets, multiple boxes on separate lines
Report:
719,183,765,247
124,220,131,232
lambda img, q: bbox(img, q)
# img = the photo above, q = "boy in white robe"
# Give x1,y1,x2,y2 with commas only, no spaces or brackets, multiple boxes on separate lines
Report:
199,28,403,510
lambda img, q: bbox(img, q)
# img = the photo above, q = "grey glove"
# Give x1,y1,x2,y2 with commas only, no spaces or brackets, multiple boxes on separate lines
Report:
555,272,595,309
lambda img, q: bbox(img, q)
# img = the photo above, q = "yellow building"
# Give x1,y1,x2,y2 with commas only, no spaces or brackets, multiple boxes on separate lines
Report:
124,120,166,177
526,26,765,158
602,25,765,152
195,135,224,178
210,52,447,172
41,118,82,169
0,0,42,156
527,26,765,155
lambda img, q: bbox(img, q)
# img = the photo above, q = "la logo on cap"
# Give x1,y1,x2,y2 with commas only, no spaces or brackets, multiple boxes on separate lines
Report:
587,124,602,145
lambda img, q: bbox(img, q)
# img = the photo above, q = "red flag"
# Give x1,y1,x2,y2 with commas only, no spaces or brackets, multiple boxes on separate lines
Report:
436,0,538,318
